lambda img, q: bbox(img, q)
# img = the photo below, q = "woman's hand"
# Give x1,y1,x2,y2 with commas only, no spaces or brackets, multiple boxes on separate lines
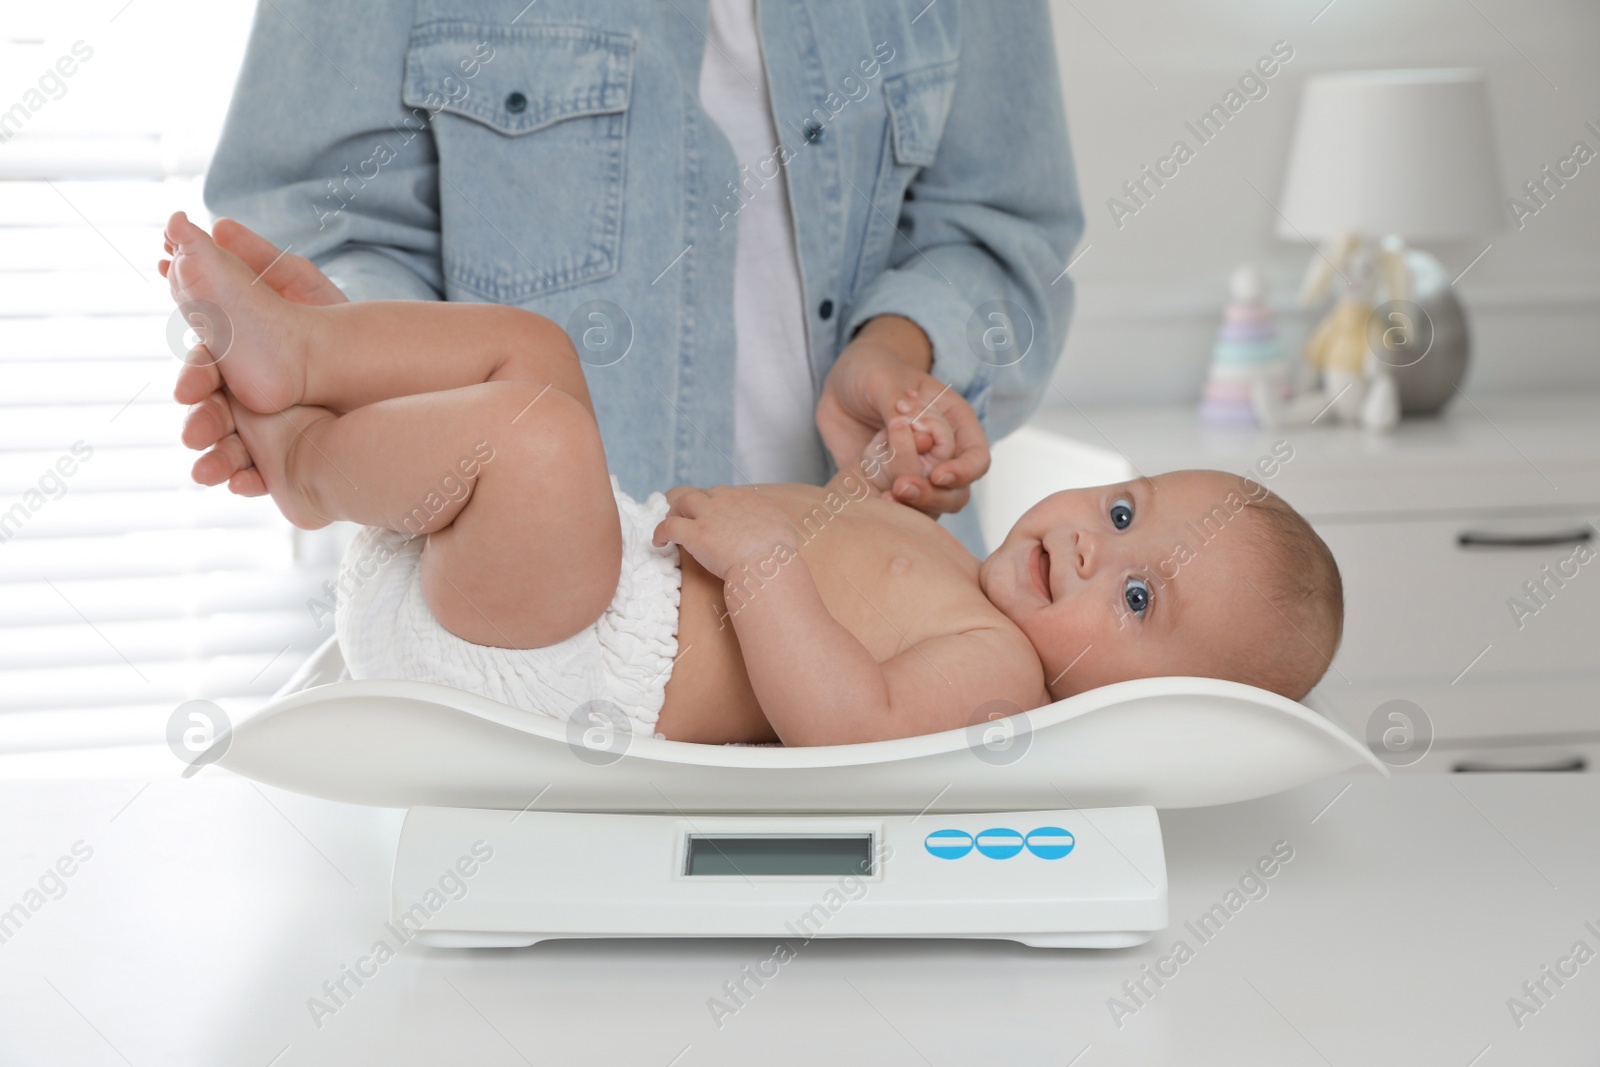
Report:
213,218,348,306
816,315,990,516
652,486,798,582
857,403,956,497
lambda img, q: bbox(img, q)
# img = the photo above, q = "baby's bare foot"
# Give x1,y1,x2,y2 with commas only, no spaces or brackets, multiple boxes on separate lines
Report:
163,211,308,414
224,391,336,530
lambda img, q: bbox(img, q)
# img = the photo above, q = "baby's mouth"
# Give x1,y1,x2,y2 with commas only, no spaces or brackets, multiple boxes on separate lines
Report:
1030,541,1052,602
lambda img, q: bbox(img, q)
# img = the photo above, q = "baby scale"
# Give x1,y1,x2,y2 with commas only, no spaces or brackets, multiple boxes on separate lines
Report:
219,637,1383,949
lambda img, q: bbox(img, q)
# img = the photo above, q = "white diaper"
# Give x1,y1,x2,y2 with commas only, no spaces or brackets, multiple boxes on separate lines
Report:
334,475,682,735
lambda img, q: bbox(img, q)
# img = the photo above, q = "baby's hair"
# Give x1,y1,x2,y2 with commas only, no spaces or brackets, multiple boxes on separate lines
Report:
1233,484,1344,701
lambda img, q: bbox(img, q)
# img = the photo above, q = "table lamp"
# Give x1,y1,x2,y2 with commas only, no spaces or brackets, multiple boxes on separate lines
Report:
1276,69,1503,416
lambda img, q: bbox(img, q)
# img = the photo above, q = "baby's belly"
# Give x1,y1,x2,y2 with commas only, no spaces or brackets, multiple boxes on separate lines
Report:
656,551,775,743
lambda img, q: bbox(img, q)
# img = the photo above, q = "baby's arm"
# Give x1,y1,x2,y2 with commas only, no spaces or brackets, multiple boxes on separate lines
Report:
654,487,1042,745
736,581,1042,745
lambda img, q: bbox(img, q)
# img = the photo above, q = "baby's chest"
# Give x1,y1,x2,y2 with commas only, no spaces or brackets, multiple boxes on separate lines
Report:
800,519,994,661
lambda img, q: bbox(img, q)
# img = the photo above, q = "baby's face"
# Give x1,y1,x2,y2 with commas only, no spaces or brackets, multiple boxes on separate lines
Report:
980,470,1279,699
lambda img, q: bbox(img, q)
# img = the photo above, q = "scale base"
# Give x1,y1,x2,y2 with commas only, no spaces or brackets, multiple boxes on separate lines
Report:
409,929,1156,950
391,806,1168,950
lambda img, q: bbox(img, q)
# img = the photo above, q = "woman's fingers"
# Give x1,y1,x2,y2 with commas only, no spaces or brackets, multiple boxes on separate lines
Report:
813,387,875,477
227,468,269,497
173,343,224,406
887,381,987,496
211,216,292,278
181,393,236,451
212,217,348,306
818,342,994,516
893,473,971,515
925,396,991,490
911,408,957,465
190,432,255,487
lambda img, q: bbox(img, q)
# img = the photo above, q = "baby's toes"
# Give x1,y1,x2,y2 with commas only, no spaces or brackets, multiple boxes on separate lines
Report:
163,210,207,252
181,392,235,451
190,433,254,487
163,212,224,295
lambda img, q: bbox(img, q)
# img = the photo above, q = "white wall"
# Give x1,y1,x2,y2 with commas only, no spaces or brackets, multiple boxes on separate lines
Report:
1046,0,1600,404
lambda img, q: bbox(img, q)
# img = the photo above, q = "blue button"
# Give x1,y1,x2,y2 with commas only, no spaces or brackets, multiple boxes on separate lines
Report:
924,829,973,860
974,828,1025,859
1024,827,1075,860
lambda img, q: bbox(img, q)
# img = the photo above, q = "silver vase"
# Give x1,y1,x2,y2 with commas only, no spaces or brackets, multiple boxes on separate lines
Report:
1364,249,1470,416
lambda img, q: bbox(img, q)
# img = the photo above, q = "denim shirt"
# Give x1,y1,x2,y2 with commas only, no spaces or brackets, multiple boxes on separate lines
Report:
204,0,1083,551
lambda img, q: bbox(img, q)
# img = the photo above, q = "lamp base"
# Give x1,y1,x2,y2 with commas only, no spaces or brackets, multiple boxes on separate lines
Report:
1373,249,1470,415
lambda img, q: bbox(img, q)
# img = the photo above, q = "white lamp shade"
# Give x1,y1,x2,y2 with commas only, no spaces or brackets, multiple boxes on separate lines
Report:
1277,69,1504,241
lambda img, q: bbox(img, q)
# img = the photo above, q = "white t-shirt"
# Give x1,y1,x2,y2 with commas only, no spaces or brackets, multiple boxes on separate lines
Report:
698,0,829,486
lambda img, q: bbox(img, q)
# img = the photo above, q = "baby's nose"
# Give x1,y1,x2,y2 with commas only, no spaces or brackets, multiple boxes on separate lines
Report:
1072,529,1097,576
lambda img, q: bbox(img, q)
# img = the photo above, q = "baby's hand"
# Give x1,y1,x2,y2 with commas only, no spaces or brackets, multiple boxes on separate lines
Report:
652,485,798,582
860,397,956,496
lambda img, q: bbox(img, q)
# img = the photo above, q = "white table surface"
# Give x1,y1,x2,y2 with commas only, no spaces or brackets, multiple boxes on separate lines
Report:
2,770,1596,1066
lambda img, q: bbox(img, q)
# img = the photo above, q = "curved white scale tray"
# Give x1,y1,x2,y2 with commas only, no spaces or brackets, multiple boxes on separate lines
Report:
219,637,1385,813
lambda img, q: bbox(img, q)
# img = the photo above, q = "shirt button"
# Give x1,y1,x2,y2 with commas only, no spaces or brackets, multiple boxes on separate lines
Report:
804,120,824,144
506,91,528,114
818,299,834,320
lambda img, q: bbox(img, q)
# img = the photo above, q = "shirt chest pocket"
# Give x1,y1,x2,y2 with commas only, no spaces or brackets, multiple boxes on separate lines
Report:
884,59,958,169
849,59,958,299
403,22,635,304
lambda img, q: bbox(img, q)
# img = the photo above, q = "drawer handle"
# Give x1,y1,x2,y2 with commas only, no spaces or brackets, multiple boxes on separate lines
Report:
1452,756,1587,773
1457,527,1593,549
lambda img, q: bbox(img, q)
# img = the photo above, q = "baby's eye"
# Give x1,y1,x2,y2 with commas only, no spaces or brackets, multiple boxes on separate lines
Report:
1124,577,1151,616
1109,497,1134,530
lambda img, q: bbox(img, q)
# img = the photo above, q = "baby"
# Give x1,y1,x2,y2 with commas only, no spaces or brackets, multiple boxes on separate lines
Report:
162,212,1343,747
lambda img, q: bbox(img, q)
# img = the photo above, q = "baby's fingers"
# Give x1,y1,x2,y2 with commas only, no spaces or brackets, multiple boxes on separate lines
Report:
652,514,696,549
912,408,957,464
858,427,894,490
880,417,926,504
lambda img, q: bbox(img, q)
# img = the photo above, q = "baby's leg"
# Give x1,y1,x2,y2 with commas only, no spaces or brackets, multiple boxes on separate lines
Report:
227,381,622,649
163,212,592,416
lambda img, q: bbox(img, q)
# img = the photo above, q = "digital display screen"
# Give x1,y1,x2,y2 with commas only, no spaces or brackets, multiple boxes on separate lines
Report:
684,835,874,877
